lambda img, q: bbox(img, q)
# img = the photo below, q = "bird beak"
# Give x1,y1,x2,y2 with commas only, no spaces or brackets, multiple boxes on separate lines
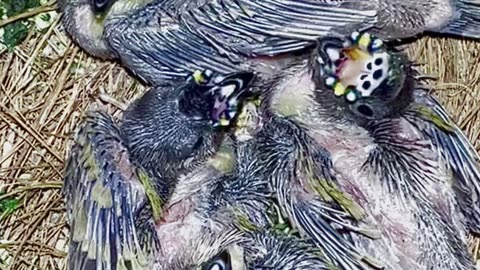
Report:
342,47,370,61
207,71,257,130
316,31,390,102
233,98,262,142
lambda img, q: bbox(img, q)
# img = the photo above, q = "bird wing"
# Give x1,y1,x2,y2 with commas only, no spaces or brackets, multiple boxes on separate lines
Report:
106,0,377,85
260,116,383,270
404,89,480,234
63,111,161,270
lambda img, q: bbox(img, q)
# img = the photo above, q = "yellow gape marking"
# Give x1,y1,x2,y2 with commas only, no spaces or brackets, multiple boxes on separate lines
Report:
344,47,370,61
357,32,372,50
333,81,347,96
193,70,206,85
219,118,230,127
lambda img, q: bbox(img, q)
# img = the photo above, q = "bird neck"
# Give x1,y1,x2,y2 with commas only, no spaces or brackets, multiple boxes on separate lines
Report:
108,0,156,17
267,59,318,118
206,141,236,174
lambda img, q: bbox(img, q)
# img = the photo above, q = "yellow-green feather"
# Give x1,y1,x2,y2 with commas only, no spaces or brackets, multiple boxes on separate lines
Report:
72,205,87,242
81,142,100,181
312,178,365,220
302,157,365,220
232,209,259,232
92,179,113,208
411,105,455,133
137,168,163,221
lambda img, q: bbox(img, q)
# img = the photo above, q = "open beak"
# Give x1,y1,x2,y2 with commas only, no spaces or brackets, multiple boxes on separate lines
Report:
343,47,371,61
317,31,390,102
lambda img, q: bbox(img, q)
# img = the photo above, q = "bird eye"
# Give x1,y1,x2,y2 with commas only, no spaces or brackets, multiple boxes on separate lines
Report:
350,101,376,119
357,104,373,117
91,0,112,13
192,137,204,152
202,250,231,270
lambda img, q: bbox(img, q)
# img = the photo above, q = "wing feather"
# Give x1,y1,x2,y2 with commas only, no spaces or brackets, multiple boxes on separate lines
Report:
105,0,377,85
258,116,382,270
64,111,160,270
404,89,480,234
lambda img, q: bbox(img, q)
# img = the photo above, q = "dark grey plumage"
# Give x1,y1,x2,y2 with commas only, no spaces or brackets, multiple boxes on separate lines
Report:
151,112,335,269
60,0,480,86
235,107,384,270
63,71,254,270
64,110,162,270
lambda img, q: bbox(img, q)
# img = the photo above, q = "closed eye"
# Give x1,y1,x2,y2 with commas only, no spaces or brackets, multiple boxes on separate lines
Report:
202,250,231,270
92,0,112,14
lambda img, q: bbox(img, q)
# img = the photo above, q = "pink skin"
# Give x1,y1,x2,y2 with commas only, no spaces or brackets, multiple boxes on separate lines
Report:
313,40,468,268
212,99,229,123
310,122,420,268
154,194,202,265
333,50,369,87
334,56,347,75
307,115,462,269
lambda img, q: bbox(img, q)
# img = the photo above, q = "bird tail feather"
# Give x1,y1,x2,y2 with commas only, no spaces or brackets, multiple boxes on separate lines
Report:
434,0,480,39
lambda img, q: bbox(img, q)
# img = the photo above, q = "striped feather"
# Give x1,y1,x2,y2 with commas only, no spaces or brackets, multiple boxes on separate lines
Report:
63,111,161,270
257,116,383,270
364,116,474,269
105,0,377,86
404,89,480,235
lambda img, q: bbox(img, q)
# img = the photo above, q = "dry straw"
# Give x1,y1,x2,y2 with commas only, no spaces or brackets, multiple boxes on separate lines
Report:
0,4,479,270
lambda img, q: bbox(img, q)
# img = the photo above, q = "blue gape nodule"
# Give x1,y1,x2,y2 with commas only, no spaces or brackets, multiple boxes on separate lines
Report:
60,0,480,86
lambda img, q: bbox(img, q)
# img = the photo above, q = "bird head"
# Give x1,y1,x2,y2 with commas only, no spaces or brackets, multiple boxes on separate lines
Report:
193,230,329,270
314,31,416,122
59,0,152,58
121,70,256,177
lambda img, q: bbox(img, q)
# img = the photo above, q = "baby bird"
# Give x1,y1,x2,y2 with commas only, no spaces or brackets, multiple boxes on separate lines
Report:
266,30,480,269
221,89,386,270
151,98,342,269
60,0,480,86
65,68,334,270
152,224,334,270
63,69,255,269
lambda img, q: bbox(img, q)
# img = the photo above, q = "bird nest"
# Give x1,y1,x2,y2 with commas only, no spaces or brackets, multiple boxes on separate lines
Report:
0,4,479,270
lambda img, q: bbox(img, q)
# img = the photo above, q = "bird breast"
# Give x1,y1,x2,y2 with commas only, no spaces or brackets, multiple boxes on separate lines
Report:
307,117,460,268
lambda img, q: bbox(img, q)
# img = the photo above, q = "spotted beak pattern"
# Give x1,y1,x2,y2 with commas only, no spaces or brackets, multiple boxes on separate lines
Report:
317,31,390,103
189,70,257,129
